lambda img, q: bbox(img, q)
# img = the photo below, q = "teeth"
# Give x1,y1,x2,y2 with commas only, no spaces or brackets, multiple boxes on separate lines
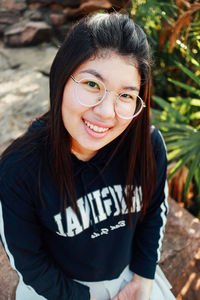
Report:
84,120,109,133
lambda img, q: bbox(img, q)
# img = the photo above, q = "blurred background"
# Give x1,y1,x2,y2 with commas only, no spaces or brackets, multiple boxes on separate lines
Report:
0,1,199,299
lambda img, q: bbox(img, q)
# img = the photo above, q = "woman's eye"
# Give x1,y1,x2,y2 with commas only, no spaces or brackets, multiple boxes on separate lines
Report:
87,81,99,89
121,94,132,98
121,93,133,99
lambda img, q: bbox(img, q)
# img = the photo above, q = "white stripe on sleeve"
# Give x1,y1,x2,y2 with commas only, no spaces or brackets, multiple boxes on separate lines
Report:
156,180,169,262
0,201,46,300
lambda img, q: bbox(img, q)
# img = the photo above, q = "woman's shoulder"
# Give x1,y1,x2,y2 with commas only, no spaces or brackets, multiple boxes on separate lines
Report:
150,125,167,159
0,119,47,184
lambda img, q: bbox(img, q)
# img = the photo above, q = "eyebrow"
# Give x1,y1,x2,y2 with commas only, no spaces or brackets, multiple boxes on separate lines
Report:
78,69,140,91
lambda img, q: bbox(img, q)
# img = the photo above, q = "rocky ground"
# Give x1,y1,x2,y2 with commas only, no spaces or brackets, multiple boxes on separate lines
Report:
0,42,57,150
0,43,200,300
0,1,130,48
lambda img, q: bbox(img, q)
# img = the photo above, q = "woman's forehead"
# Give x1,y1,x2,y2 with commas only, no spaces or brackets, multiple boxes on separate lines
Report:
91,49,138,67
73,50,141,89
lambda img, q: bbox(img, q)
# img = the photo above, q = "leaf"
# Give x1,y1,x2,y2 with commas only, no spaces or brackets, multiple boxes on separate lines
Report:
168,97,200,107
174,61,200,86
167,144,196,161
190,111,200,120
191,99,200,106
194,167,200,195
184,153,200,198
154,121,195,132
150,108,164,116
181,50,200,71
168,149,197,180
166,135,196,147
168,3,200,52
168,78,200,96
152,95,184,120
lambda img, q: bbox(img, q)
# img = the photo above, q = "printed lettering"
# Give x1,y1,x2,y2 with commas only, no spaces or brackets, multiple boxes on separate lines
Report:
54,214,67,237
92,190,107,222
77,197,90,230
53,185,142,238
66,207,83,237
110,220,126,230
101,228,109,235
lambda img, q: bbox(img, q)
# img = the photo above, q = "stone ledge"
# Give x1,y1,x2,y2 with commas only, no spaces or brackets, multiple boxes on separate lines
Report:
160,198,200,299
0,242,18,300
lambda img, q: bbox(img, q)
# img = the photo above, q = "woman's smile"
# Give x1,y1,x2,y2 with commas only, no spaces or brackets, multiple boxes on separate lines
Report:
83,119,111,133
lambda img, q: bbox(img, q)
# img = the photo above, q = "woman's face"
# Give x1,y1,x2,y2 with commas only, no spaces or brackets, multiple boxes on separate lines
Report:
62,51,141,161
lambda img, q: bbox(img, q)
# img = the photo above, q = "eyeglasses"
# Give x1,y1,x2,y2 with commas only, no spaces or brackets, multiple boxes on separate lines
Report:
70,75,146,120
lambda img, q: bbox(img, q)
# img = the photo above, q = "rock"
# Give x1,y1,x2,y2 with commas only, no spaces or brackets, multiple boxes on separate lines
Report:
160,197,200,299
0,69,49,144
49,3,64,12
0,24,7,38
27,0,80,7
63,0,112,18
0,0,27,11
29,2,42,10
49,13,66,26
4,21,52,46
54,23,72,42
0,52,10,70
0,10,21,25
4,26,25,47
24,9,44,21
175,249,200,300
27,0,53,5
21,21,52,45
0,44,57,145
63,0,130,18
0,0,131,47
80,0,112,12
0,43,57,72
0,242,18,300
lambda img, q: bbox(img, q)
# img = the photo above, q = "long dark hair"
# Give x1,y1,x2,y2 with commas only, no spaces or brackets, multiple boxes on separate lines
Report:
1,13,156,218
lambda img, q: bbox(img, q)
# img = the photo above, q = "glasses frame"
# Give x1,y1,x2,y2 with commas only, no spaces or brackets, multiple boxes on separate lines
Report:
70,75,146,120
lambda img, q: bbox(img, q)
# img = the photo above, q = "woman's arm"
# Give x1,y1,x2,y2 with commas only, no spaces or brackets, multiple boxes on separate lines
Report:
112,129,167,300
0,160,90,300
133,274,152,300
130,128,169,280
112,274,152,300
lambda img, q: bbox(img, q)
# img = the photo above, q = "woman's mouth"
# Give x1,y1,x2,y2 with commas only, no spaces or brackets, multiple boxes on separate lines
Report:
83,119,110,133
82,118,112,139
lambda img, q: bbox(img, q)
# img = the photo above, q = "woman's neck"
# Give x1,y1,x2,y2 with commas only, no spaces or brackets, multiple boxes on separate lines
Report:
71,148,98,161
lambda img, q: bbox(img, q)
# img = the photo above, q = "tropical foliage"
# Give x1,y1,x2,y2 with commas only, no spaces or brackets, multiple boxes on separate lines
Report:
151,51,200,216
130,0,200,217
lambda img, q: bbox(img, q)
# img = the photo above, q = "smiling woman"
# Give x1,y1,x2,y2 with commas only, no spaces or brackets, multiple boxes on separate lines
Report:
0,13,175,300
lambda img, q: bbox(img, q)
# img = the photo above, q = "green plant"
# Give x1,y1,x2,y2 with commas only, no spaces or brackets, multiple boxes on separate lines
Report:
151,52,200,212
131,0,200,99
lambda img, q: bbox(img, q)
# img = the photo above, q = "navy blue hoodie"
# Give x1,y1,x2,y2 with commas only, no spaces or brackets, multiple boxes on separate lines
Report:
0,121,168,300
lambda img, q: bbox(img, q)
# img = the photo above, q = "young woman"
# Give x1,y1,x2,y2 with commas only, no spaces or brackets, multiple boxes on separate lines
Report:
0,13,175,300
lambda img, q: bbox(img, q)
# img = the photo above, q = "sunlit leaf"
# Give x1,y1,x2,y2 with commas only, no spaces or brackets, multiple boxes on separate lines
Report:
184,153,200,198
190,111,200,120
174,61,200,86
168,149,197,180
168,78,200,96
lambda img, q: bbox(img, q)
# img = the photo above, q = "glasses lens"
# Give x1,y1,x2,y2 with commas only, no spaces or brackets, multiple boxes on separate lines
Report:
115,93,143,119
76,78,105,106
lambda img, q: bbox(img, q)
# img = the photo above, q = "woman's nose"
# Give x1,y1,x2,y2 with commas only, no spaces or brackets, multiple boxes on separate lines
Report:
93,91,116,119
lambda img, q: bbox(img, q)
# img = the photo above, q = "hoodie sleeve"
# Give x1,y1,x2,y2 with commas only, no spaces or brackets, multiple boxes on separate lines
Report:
130,127,169,279
0,159,90,300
